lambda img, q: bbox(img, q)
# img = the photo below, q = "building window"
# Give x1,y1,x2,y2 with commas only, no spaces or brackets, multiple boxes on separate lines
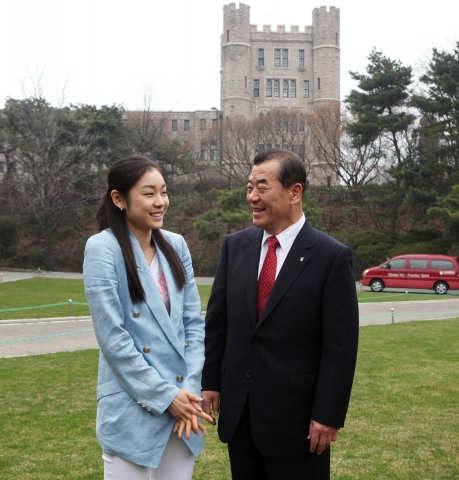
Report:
290,80,296,98
201,146,209,161
0,162,4,173
299,144,305,158
282,49,289,67
258,144,265,153
318,78,321,90
184,120,190,131
201,119,206,130
210,144,218,161
172,120,177,131
212,118,218,127
283,80,289,98
299,114,305,131
292,145,297,153
299,50,305,68
303,80,310,98
254,79,260,97
266,144,272,149
266,80,272,97
258,49,264,67
274,49,281,67
274,80,280,97
275,144,280,149
283,118,288,131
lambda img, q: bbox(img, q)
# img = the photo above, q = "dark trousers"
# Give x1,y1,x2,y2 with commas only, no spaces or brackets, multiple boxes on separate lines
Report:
227,401,330,480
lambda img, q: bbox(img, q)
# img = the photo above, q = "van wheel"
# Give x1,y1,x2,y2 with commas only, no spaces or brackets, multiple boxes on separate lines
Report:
434,282,448,295
370,279,385,292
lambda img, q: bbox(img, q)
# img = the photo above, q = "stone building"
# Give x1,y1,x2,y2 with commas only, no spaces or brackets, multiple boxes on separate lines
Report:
221,3,340,118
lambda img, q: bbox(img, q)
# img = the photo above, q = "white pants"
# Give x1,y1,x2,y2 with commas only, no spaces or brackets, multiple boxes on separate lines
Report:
103,433,196,480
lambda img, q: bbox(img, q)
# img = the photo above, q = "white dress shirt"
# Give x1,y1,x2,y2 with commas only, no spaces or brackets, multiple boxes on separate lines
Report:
257,214,306,280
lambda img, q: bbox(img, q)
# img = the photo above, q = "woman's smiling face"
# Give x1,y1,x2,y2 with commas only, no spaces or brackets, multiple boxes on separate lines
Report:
121,168,169,235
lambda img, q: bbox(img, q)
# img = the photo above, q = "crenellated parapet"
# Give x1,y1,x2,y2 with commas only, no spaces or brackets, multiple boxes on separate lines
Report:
250,24,313,39
312,5,340,47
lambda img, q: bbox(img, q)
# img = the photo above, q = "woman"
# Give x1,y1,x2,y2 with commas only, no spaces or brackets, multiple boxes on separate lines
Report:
83,155,214,479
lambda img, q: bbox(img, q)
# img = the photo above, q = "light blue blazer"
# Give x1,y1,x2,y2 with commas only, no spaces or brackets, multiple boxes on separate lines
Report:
83,228,205,468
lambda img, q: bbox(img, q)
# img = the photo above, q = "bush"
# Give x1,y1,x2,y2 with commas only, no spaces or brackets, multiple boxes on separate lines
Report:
388,240,447,257
350,229,398,269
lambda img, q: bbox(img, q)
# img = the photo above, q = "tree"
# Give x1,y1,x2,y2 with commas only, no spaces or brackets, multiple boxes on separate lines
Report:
204,116,258,189
411,42,459,169
192,187,252,241
306,103,388,187
345,49,416,230
428,184,459,250
1,96,126,270
0,216,17,265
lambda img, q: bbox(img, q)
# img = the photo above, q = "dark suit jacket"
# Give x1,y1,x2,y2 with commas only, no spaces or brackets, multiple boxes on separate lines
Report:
202,222,359,456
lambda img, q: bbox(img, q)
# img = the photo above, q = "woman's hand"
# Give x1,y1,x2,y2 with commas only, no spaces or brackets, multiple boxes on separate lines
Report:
168,390,216,439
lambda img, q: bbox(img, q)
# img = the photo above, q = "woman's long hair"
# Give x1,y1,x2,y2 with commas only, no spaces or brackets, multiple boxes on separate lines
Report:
96,155,185,303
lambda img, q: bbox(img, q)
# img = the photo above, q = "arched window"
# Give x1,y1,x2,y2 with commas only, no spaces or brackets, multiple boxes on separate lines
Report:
283,80,289,98
274,80,280,97
290,80,296,98
266,80,272,97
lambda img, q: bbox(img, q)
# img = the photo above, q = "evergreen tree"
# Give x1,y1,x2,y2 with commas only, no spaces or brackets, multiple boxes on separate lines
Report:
345,49,416,231
411,42,459,169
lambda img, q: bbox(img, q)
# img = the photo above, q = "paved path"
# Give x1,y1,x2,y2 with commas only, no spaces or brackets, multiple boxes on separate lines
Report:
2,299,459,359
359,298,459,326
0,317,97,358
2,272,459,358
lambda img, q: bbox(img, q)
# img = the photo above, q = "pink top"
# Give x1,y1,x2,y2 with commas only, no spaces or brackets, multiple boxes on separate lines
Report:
149,254,170,314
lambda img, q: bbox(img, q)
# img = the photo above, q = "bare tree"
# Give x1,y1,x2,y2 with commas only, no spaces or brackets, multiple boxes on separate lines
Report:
204,116,258,189
306,103,389,187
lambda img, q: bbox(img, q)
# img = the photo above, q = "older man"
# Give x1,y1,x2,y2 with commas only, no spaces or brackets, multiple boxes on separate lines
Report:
202,149,359,479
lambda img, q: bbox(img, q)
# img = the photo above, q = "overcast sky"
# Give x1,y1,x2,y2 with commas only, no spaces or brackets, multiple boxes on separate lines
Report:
2,0,458,111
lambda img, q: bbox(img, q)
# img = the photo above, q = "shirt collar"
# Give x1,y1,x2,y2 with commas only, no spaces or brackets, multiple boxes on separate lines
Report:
261,214,305,252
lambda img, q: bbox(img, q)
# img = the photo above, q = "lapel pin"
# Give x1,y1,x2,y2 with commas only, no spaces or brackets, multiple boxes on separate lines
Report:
300,257,304,262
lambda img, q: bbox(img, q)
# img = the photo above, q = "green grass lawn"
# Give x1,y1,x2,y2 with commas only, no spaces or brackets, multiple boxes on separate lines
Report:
1,319,458,479
0,279,213,320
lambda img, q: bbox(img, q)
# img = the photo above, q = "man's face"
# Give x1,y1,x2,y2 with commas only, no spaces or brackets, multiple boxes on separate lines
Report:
246,159,294,235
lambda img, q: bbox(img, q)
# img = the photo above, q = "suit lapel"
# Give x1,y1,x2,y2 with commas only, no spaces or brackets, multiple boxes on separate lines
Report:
129,232,184,357
257,222,315,327
241,228,263,328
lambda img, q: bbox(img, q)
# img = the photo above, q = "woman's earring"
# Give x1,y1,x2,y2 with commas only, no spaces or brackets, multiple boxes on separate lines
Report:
120,207,124,211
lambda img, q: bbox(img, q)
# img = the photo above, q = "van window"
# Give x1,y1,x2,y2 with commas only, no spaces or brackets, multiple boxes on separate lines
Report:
431,260,454,270
409,259,428,269
388,259,406,269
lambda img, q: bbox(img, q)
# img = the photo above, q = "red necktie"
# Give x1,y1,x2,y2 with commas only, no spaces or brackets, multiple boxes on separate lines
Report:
257,236,280,320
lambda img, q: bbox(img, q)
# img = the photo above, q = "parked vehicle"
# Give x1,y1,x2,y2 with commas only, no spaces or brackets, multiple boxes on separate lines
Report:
360,254,459,294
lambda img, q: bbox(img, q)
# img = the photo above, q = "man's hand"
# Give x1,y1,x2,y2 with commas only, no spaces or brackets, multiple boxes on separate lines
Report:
308,420,339,454
202,390,220,420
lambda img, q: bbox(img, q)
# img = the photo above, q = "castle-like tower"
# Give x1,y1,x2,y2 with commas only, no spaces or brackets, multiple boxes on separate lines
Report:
220,3,340,118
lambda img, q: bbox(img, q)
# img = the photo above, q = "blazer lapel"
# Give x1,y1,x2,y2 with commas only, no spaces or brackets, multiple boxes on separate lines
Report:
257,222,314,327
129,232,184,357
241,228,263,328
155,246,183,332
